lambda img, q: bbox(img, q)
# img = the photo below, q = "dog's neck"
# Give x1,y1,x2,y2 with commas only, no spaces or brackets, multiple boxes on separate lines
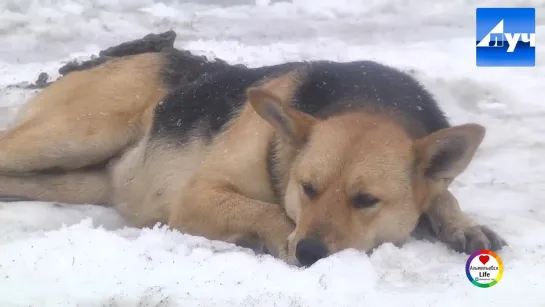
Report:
266,132,305,207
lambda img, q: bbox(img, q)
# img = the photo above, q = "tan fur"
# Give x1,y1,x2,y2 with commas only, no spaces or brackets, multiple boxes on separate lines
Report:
0,53,167,173
0,62,498,266
110,136,209,228
281,113,420,253
0,170,110,204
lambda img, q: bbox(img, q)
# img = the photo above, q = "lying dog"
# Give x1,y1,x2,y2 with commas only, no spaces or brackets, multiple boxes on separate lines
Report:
0,48,506,266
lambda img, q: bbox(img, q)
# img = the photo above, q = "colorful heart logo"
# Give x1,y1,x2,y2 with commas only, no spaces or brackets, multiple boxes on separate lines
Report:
479,255,490,265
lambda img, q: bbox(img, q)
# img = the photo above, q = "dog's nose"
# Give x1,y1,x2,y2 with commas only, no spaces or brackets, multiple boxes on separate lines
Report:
295,238,329,266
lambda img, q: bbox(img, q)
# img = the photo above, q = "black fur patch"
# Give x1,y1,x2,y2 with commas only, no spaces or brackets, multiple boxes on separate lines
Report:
151,62,302,144
292,61,450,137
99,30,176,58
13,31,179,90
159,48,235,91
60,31,178,77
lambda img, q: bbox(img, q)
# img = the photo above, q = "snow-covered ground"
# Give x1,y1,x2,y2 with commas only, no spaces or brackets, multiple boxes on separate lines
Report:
0,0,544,306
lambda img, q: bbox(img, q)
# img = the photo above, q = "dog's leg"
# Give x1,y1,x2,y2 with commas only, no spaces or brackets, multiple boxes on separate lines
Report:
419,190,507,254
0,52,166,174
169,186,296,264
0,170,111,205
0,117,142,174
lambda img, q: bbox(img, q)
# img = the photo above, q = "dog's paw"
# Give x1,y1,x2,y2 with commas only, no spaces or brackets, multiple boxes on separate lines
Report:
448,225,507,254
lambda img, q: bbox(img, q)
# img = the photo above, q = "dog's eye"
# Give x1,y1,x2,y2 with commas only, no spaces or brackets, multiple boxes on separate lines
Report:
301,182,318,199
352,193,379,209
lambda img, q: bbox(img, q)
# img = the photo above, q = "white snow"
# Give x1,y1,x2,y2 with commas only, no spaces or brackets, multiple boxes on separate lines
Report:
1,0,545,306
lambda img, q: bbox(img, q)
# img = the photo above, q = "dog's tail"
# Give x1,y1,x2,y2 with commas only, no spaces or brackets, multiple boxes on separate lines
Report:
0,195,40,202
0,170,111,206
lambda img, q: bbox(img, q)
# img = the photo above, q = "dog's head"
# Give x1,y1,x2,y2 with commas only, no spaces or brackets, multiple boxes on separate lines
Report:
248,85,485,267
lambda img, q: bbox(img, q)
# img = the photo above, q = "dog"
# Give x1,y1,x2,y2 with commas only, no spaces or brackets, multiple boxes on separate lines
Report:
0,47,507,266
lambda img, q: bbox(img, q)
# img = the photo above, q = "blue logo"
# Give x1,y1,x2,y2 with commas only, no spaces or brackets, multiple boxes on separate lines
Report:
476,8,536,67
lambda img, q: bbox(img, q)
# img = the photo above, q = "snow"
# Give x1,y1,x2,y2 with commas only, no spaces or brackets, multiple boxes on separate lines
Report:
0,0,544,306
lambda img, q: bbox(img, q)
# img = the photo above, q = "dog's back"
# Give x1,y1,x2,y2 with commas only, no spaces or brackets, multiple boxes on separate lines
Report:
151,60,449,148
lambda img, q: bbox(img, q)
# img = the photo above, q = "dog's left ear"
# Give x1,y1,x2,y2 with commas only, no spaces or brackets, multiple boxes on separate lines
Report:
414,123,486,183
247,87,317,145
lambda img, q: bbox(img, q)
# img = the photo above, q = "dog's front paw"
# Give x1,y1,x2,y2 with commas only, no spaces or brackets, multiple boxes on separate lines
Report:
447,225,507,254
261,235,299,266
260,214,298,266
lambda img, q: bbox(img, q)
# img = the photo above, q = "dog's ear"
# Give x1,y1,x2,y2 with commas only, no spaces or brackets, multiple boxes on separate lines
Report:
247,87,317,145
414,123,486,183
